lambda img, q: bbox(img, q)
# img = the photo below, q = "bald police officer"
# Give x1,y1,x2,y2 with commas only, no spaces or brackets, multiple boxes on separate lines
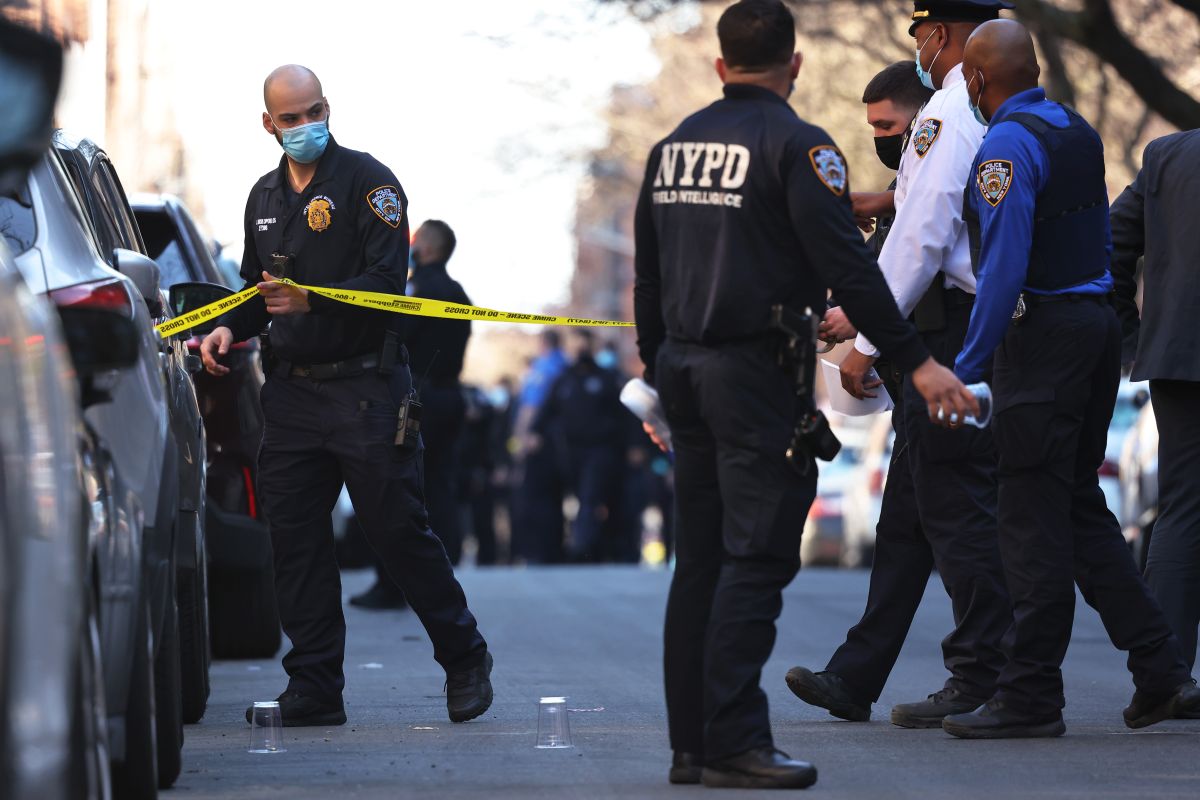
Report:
634,0,978,788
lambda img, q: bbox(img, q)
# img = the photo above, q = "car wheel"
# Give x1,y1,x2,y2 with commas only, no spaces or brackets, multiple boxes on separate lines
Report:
209,563,282,659
154,596,183,790
111,597,158,800
178,560,210,723
69,584,111,800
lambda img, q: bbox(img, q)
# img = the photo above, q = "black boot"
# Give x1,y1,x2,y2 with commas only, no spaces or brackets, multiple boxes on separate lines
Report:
891,687,988,729
447,652,494,723
245,689,346,727
785,667,871,722
348,580,408,610
668,752,704,785
942,698,1065,739
702,747,818,790
1124,680,1200,729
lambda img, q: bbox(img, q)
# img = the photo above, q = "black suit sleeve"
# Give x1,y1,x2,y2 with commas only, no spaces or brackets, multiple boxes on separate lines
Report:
633,142,666,386
1109,153,1148,363
784,131,929,372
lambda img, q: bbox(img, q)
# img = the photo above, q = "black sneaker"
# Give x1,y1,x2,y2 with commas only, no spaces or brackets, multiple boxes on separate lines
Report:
1124,680,1200,729
245,689,347,727
891,687,988,729
942,698,1065,739
447,651,494,723
701,747,818,790
348,580,408,610
668,752,704,785
785,667,871,722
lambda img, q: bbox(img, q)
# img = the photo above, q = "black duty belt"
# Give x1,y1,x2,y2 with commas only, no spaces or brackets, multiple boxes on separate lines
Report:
943,287,976,307
1021,291,1106,308
289,353,380,380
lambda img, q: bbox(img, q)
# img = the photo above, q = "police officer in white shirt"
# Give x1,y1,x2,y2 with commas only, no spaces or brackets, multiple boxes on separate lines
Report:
836,0,1015,730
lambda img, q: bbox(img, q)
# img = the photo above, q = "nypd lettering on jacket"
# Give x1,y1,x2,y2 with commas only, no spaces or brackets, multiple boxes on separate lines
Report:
652,142,751,208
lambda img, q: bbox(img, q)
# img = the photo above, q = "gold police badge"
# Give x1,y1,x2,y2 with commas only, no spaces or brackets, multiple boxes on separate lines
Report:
305,195,335,233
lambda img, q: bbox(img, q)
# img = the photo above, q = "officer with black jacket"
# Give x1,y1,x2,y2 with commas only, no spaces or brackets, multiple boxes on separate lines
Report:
633,1,978,789
200,65,493,728
351,219,473,609
940,21,1200,738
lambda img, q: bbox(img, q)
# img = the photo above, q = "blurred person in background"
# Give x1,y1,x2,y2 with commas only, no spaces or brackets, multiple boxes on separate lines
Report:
200,65,492,726
1110,127,1200,694
351,219,473,609
460,384,501,565
511,330,568,562
534,329,626,563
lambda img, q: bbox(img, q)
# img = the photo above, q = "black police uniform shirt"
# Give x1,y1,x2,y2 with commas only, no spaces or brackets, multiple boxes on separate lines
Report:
406,261,472,386
222,136,410,365
633,83,930,381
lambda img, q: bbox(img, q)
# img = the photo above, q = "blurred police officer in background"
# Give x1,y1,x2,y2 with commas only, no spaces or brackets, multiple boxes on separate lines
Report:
200,65,493,726
938,20,1200,739
1111,128,1200,688
787,60,955,724
352,219,473,609
833,0,1014,731
634,0,977,788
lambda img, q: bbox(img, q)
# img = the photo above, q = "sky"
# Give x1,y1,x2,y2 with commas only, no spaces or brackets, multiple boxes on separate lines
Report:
73,0,670,316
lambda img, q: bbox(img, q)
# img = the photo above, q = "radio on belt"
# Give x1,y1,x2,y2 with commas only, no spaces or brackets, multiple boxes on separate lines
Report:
395,392,422,450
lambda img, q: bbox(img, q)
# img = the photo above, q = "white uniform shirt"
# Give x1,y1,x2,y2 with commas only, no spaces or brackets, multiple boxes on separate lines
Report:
855,64,987,357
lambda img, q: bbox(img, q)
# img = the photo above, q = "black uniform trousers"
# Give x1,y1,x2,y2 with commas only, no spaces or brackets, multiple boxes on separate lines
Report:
419,384,467,565
990,298,1190,714
827,298,1011,703
566,443,622,562
657,338,815,761
1145,379,1200,669
258,366,487,702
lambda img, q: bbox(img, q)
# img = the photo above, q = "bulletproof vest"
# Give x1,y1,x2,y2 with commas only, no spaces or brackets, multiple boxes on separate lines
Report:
965,106,1108,291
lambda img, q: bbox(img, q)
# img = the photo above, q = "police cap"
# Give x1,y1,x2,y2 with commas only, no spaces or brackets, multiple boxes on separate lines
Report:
908,0,1015,36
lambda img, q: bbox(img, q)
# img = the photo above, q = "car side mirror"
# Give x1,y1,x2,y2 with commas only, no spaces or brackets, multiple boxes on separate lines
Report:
0,19,63,194
57,306,140,407
114,248,164,316
168,281,235,338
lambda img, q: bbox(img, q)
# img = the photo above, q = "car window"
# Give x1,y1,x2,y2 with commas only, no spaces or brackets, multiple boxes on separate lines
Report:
135,208,195,288
177,208,227,284
86,167,124,260
0,184,36,256
97,161,144,253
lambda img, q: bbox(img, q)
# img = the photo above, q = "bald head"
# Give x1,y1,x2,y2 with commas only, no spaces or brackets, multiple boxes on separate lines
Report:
263,64,323,112
963,19,1040,121
261,64,329,150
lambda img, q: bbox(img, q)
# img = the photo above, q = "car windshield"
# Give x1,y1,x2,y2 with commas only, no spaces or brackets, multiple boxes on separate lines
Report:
0,185,36,256
135,207,194,289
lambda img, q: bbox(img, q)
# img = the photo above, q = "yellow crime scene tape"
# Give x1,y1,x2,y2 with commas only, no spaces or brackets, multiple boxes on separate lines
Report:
155,279,634,339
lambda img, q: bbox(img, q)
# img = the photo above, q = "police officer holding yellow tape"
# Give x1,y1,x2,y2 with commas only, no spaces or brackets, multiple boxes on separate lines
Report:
199,65,493,728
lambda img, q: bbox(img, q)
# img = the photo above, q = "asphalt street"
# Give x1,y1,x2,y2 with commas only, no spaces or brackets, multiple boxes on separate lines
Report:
177,566,1200,799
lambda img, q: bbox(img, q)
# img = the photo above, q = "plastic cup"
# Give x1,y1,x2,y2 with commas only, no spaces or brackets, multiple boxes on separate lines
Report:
937,382,993,428
248,701,285,753
536,696,572,749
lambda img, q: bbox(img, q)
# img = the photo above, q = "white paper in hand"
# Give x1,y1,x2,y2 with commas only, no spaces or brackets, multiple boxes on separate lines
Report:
821,358,894,417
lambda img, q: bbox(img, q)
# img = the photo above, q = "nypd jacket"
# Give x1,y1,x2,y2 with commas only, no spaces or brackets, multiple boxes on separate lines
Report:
222,136,410,365
633,83,929,383
406,261,472,386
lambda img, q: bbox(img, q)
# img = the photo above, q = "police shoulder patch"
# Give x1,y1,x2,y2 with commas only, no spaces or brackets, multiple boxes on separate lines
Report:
977,159,1013,207
366,185,403,228
808,145,848,196
911,117,943,158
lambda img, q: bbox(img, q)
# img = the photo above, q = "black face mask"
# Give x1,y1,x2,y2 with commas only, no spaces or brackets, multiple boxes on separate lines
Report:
874,132,905,171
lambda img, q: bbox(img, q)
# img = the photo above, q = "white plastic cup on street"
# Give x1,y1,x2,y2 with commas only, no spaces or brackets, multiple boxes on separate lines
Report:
936,382,993,428
620,378,672,452
248,701,285,753
536,696,573,749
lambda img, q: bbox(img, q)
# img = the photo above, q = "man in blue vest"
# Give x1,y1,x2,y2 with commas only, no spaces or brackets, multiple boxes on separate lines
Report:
940,19,1200,738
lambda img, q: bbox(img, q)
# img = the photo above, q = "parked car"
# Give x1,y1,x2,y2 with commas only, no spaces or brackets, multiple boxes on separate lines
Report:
132,192,281,661
12,136,202,794
1120,398,1159,571
0,19,123,800
1099,378,1150,522
840,412,895,569
801,418,871,567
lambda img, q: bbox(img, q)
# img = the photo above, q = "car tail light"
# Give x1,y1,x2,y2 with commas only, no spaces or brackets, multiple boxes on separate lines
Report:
1098,459,1119,478
869,467,885,495
810,495,843,519
242,465,258,520
49,277,134,316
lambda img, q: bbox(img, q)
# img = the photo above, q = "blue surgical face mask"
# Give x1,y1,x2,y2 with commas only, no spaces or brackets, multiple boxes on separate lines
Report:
915,29,943,91
275,118,329,164
596,349,618,370
966,71,989,126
